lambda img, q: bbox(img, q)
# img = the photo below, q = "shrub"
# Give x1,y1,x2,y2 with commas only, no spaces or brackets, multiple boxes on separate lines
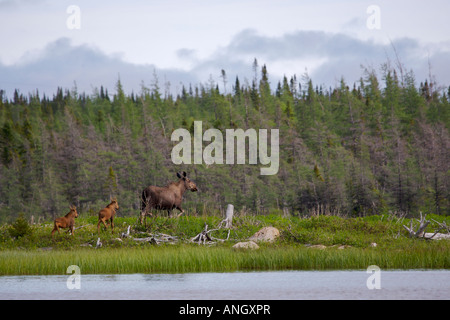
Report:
8,214,33,239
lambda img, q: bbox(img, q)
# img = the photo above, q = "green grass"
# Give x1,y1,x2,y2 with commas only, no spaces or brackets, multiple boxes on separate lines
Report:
0,214,449,275
0,243,448,275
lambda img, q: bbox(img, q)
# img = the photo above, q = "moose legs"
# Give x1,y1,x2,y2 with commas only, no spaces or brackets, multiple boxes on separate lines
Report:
139,210,153,226
97,217,114,233
51,223,60,238
139,208,183,222
51,222,75,239
175,206,184,217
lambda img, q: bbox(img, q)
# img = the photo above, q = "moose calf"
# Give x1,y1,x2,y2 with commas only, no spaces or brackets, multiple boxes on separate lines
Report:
97,197,119,233
51,205,78,238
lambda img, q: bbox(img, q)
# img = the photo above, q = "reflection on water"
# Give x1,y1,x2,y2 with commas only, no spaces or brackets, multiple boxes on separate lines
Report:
0,270,449,300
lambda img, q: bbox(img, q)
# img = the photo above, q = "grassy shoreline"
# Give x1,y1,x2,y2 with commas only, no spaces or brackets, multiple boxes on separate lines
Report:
0,214,449,275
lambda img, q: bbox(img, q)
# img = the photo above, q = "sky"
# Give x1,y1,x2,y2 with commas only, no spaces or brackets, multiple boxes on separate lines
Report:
1,0,449,98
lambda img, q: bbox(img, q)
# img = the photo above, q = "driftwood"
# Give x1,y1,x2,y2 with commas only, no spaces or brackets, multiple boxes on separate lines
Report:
403,212,430,238
121,225,131,238
190,223,231,245
125,225,178,244
95,225,179,247
190,204,234,245
190,224,232,244
132,233,178,245
217,204,234,229
191,223,214,244
403,212,450,240
424,219,450,240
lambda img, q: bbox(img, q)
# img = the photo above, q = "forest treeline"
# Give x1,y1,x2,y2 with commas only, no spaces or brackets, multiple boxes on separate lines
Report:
0,60,449,222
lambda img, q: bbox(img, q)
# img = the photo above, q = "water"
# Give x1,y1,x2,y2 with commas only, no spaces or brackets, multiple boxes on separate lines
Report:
0,270,449,300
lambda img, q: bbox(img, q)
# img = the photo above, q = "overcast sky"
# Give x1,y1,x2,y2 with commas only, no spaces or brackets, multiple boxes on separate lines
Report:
1,0,449,98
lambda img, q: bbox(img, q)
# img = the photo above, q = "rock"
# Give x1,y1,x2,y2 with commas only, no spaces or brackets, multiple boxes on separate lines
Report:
338,245,351,250
233,241,259,250
248,227,280,242
307,244,327,250
39,247,53,251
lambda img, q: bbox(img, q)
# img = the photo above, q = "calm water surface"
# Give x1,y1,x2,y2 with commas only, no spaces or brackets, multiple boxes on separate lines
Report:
0,270,449,300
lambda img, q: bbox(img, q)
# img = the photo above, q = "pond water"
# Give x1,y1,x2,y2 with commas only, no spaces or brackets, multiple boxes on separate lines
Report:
0,270,449,300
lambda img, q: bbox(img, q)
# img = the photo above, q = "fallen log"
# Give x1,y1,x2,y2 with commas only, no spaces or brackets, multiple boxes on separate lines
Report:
423,233,450,240
132,233,178,244
403,212,450,240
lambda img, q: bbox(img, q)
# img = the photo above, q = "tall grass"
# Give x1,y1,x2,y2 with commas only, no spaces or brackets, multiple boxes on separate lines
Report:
0,214,449,275
0,243,448,275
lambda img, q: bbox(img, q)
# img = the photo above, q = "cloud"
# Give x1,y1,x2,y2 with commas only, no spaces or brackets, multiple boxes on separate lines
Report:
1,30,449,99
189,29,450,88
0,0,45,9
0,38,198,97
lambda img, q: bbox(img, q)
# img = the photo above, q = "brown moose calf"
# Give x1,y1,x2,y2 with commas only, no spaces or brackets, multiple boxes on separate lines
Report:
97,198,119,233
51,205,78,239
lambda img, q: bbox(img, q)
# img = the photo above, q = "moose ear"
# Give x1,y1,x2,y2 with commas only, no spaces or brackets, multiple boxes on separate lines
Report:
183,171,187,177
177,172,182,179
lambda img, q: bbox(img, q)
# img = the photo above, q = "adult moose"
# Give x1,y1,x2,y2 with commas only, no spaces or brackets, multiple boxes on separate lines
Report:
51,205,78,239
97,197,119,233
140,171,198,224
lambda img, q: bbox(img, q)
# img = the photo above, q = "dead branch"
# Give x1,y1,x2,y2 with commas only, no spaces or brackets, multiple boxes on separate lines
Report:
191,223,213,244
217,204,234,229
403,212,430,238
403,212,450,240
96,237,102,248
131,232,178,245
423,219,450,240
431,219,450,233
190,204,234,245
121,225,131,238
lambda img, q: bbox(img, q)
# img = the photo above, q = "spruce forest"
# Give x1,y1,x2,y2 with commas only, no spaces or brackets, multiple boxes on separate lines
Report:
0,60,449,223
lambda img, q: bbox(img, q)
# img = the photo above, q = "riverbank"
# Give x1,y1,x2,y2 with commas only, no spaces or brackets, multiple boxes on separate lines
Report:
0,214,449,275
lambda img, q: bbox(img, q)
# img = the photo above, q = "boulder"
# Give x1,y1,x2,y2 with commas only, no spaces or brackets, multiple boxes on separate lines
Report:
232,241,259,250
248,227,280,242
307,244,327,249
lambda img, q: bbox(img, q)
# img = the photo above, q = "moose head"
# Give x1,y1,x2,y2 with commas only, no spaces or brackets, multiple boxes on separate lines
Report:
177,171,198,192
110,197,119,210
70,205,78,218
